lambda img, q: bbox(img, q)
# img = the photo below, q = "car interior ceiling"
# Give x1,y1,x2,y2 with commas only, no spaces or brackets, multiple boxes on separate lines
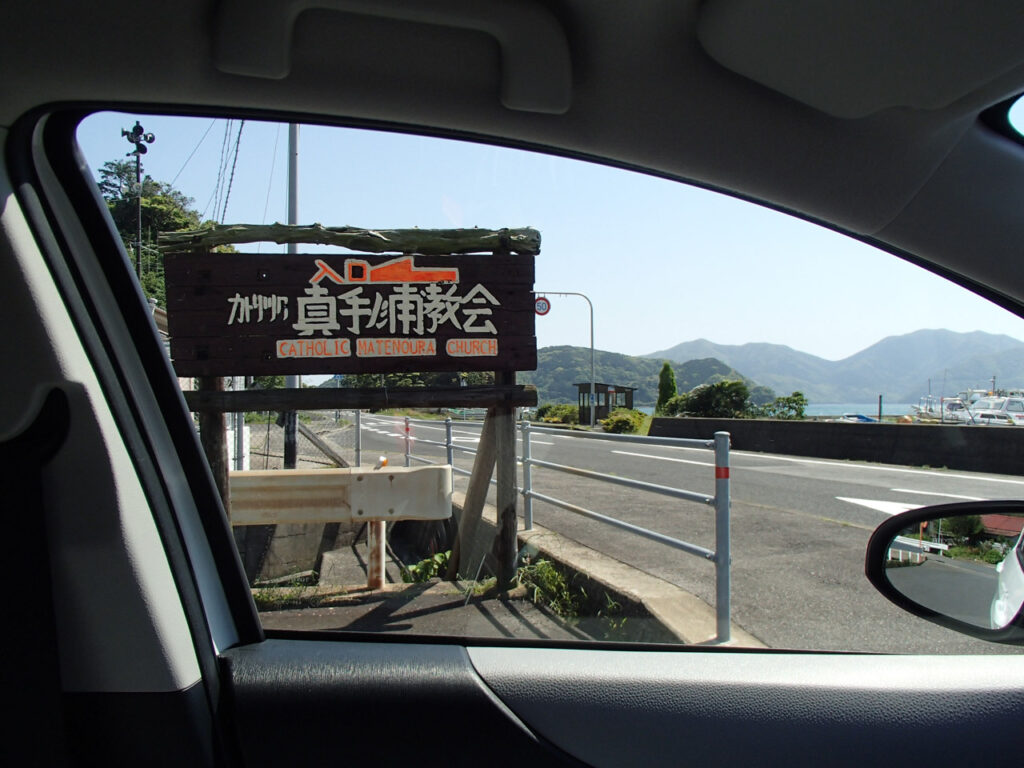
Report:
3,2,1024,308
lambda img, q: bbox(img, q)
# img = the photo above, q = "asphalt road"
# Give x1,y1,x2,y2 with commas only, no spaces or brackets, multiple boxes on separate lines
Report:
886,558,997,627
352,414,1024,655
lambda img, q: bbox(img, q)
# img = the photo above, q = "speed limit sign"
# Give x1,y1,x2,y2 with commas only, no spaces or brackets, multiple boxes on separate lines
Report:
535,296,551,316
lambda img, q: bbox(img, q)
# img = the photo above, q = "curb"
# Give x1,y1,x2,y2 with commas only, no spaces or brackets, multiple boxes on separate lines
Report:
453,492,765,647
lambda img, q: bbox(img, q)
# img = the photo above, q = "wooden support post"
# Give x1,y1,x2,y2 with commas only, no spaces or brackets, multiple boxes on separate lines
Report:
367,521,385,589
445,411,497,580
493,371,518,589
296,419,349,467
197,376,230,515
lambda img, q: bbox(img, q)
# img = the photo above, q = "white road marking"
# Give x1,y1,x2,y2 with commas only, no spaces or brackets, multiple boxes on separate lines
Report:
890,488,985,501
611,449,713,468
836,497,921,516
729,450,1024,486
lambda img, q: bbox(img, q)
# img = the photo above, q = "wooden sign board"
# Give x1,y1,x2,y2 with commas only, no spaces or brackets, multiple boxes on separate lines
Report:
165,251,536,376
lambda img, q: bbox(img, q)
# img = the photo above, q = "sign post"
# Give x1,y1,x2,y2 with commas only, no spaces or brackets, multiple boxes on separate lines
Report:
534,290,595,427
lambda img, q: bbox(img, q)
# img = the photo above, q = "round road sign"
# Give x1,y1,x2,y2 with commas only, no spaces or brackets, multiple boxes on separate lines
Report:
535,296,551,316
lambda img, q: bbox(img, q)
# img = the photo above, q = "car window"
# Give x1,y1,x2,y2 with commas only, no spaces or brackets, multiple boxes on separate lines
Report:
76,112,1024,654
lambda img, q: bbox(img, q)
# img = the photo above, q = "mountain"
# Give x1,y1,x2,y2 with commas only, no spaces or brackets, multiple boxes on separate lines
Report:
520,346,751,406
648,339,833,399
646,330,1024,402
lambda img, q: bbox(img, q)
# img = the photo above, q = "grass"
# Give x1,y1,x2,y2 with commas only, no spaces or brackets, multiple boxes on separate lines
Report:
377,408,448,420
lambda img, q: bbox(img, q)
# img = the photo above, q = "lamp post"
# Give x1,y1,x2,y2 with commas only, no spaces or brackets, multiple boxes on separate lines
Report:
535,291,596,427
121,121,155,278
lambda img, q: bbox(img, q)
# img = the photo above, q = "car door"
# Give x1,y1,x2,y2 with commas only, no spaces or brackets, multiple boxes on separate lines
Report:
6,103,1024,768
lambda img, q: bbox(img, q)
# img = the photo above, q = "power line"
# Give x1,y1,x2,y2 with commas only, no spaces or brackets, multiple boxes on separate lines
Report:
202,119,233,220
213,119,233,219
170,119,217,187
220,120,245,223
257,123,282,254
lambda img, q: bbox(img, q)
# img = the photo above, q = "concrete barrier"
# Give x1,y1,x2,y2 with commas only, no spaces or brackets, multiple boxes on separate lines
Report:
648,418,1024,476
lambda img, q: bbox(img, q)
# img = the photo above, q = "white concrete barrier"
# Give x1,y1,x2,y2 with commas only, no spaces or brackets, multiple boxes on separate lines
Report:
228,465,452,525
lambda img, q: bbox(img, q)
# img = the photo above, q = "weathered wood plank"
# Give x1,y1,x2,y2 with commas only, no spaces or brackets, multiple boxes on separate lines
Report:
164,251,535,287
197,376,230,514
163,250,537,377
168,334,537,377
446,410,497,580
493,371,519,588
295,420,349,468
158,224,541,256
183,385,537,412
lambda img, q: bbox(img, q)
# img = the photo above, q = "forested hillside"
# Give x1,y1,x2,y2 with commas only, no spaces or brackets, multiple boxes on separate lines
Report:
520,346,755,405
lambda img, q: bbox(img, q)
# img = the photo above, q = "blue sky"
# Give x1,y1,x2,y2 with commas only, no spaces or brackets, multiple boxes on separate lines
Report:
77,111,1024,362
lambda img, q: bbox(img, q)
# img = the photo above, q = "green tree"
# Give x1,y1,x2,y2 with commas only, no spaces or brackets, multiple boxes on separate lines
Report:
756,391,808,420
340,371,493,389
668,380,750,418
749,384,776,407
252,375,285,389
942,515,984,543
656,361,677,414
96,159,209,306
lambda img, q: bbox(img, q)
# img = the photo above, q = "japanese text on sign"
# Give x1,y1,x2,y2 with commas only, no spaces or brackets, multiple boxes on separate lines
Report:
165,250,536,376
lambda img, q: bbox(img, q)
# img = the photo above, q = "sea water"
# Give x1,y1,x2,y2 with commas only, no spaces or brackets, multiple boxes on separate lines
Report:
640,403,915,417
803,403,915,418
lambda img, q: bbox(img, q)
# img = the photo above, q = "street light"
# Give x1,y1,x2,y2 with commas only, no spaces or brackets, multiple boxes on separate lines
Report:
121,121,155,278
535,291,596,427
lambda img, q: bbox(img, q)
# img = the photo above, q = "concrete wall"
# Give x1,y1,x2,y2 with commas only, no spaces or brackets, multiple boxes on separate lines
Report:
648,418,1024,476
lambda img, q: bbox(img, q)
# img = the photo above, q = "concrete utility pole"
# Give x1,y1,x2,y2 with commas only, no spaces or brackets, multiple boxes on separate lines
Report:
284,123,299,469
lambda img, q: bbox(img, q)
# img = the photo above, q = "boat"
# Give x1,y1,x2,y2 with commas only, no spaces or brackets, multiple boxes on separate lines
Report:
909,395,974,424
837,413,877,423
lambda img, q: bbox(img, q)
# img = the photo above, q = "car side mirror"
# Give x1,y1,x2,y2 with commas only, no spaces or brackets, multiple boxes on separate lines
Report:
865,501,1024,645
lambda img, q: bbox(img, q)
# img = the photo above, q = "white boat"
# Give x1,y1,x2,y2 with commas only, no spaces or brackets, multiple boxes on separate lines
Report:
910,395,974,424
968,395,1024,426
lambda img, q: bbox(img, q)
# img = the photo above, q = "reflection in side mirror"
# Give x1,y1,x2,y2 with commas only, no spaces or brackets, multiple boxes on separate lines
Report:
866,501,1024,644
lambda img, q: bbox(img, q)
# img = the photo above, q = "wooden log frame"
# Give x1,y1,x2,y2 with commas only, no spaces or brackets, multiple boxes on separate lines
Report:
197,376,230,514
157,223,540,256
162,225,535,587
492,371,519,588
445,373,521,586
183,384,536,413
445,413,497,581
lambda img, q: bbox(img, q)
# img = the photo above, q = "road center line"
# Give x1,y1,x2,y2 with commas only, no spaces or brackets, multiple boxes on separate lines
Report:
732,451,1024,486
611,449,713,467
836,497,920,516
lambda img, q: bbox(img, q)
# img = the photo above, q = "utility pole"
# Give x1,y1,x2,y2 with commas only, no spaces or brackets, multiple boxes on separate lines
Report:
121,121,155,278
283,123,299,469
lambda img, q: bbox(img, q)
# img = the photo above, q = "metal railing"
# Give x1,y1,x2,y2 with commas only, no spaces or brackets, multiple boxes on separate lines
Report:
396,415,732,643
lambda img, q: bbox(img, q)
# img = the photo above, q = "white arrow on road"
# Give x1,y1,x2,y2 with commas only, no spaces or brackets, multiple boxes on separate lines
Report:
836,497,921,516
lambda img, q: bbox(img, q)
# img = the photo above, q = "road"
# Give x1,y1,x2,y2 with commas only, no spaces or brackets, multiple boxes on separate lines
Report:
352,414,1024,654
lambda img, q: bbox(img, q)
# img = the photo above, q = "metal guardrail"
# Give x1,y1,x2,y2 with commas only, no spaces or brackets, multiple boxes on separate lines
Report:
447,407,488,421
397,415,732,643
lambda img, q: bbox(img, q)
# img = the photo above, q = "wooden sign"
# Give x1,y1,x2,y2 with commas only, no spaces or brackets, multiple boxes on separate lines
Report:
165,251,536,376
